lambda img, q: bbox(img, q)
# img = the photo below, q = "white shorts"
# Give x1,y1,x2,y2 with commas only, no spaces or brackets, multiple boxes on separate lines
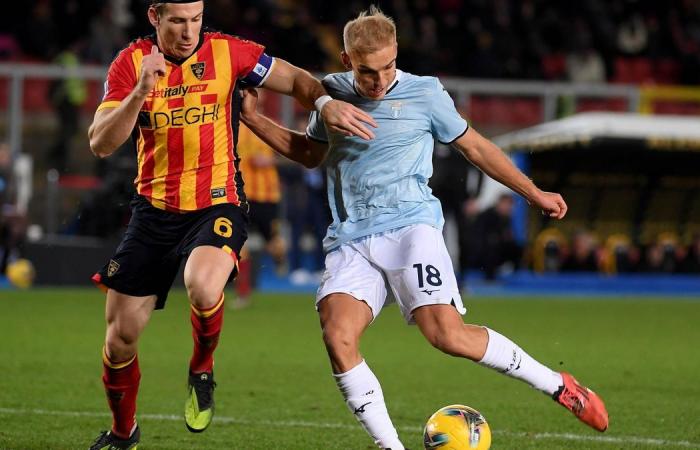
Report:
316,224,466,324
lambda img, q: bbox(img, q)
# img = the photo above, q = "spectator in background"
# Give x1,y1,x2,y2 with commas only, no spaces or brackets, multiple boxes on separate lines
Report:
430,142,483,277
0,143,27,275
566,47,606,83
669,2,700,84
86,1,128,65
561,229,601,272
475,193,522,280
73,148,135,238
48,40,87,173
678,233,700,273
640,239,678,273
284,164,330,285
617,12,649,56
0,143,11,273
282,116,331,285
566,26,606,83
16,0,56,60
268,8,327,72
0,143,10,203
459,197,482,275
233,104,287,308
468,30,501,78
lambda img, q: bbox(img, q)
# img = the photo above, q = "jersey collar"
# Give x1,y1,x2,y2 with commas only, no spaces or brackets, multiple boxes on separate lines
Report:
352,69,403,99
148,27,208,65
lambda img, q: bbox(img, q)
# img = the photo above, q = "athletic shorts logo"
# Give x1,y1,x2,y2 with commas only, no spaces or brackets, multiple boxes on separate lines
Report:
190,62,206,80
211,187,226,199
107,259,120,277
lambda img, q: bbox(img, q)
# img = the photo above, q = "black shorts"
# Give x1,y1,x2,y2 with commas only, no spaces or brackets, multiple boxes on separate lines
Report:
93,195,249,309
248,201,279,241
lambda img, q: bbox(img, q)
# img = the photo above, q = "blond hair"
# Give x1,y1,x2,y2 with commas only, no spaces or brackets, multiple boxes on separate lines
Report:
343,5,397,54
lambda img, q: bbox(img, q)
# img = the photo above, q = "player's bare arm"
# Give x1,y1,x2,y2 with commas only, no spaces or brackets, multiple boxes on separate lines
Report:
260,58,378,140
453,127,568,219
88,45,166,158
240,88,328,168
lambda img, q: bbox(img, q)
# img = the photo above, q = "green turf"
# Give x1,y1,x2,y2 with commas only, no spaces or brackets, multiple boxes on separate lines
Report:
0,288,698,449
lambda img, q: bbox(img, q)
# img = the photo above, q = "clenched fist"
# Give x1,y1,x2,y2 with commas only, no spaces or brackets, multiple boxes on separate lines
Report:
136,45,167,97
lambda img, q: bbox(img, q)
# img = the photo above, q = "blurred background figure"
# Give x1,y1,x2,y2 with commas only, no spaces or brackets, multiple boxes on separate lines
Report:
679,233,700,273
532,228,567,273
3,0,700,288
601,233,639,274
233,92,287,308
474,193,522,280
561,229,601,272
430,142,483,279
0,143,29,278
640,234,680,273
284,164,329,286
282,116,331,286
0,143,13,273
459,197,482,276
47,40,87,174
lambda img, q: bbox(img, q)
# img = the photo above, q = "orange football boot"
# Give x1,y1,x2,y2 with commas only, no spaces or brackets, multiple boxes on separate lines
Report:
554,372,609,432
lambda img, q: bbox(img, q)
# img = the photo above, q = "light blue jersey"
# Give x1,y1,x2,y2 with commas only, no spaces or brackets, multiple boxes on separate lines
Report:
307,70,468,252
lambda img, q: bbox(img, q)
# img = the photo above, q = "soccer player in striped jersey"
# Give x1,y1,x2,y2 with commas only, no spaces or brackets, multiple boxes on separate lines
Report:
86,1,376,449
240,6,609,450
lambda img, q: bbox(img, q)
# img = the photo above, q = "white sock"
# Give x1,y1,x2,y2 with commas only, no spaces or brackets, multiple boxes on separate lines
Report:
478,328,563,396
334,360,404,450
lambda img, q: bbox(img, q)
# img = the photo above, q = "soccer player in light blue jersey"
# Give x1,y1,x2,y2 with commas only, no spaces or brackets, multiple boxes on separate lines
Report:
240,6,609,448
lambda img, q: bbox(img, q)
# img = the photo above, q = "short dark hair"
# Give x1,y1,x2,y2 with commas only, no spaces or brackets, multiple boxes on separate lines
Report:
151,1,203,17
151,3,167,16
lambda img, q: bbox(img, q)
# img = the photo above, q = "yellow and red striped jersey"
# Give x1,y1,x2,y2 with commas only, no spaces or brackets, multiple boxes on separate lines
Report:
98,31,273,212
236,124,281,203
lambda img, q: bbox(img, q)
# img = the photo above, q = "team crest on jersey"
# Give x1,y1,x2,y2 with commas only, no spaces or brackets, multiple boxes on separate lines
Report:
190,62,206,80
107,259,120,277
390,101,403,119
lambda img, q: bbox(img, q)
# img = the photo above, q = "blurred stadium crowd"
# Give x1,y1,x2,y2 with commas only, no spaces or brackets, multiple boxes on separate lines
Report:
2,0,700,286
5,0,700,83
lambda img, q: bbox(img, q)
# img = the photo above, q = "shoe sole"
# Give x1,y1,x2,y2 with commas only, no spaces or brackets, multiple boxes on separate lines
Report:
185,423,207,433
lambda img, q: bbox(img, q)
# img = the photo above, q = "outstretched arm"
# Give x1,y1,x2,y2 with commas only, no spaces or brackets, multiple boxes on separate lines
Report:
452,128,567,219
240,89,328,168
261,58,377,140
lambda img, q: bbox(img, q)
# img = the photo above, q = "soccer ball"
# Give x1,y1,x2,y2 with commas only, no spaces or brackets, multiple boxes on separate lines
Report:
6,258,36,289
423,404,491,450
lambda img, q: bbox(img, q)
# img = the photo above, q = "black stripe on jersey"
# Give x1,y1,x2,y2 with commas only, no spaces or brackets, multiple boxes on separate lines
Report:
385,80,400,95
230,79,248,208
439,125,470,145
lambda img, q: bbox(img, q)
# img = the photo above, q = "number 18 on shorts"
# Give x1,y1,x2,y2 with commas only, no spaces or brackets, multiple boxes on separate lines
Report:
316,224,466,324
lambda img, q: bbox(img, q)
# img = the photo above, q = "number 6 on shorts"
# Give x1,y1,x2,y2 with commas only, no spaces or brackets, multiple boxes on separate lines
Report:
214,217,233,238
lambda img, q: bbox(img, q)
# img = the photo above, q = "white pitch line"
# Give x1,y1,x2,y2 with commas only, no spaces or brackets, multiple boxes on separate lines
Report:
0,407,698,448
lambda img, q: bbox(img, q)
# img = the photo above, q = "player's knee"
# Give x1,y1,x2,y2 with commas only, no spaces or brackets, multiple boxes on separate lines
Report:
322,324,358,354
186,274,220,309
105,325,138,361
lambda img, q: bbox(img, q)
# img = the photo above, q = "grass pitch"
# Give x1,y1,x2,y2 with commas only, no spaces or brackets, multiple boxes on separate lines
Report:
0,288,698,449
